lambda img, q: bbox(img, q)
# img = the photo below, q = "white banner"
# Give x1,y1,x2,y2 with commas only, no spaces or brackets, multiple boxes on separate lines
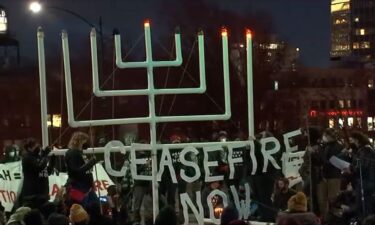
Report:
0,161,23,212
0,162,114,212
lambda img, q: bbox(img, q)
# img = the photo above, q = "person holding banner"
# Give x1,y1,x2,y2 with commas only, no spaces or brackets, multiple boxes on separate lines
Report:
65,132,98,208
19,138,55,209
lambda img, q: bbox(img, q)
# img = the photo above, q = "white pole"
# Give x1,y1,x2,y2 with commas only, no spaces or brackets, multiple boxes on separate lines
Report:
37,27,49,148
144,21,160,220
246,29,255,138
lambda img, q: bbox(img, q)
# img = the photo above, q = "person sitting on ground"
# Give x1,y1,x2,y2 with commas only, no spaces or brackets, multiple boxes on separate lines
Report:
69,204,90,225
48,213,70,225
276,192,320,225
272,177,296,212
6,207,31,225
220,205,239,225
23,209,43,225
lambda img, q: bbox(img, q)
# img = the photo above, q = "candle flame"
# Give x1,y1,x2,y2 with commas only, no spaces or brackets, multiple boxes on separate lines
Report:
246,29,252,38
221,27,228,37
144,19,150,27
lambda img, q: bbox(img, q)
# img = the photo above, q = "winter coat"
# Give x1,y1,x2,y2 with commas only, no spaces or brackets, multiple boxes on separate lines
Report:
352,145,375,190
299,145,323,183
20,150,53,203
273,189,296,211
65,149,96,192
321,141,343,179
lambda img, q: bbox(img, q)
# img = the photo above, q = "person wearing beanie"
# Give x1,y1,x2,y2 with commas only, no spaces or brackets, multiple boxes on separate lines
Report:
276,192,320,225
69,204,89,225
220,205,239,225
6,207,31,225
23,209,43,225
154,206,177,225
48,213,70,225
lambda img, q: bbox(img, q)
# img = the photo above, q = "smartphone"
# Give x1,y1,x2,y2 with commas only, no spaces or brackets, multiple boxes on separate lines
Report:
99,196,108,202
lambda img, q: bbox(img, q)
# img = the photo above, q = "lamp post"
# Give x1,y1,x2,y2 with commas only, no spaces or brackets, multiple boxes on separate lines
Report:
30,1,104,147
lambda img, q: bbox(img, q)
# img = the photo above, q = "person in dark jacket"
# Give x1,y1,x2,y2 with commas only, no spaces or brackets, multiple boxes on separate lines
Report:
20,138,55,209
299,127,322,214
317,128,343,220
65,132,97,208
348,131,375,219
272,177,296,212
86,201,116,225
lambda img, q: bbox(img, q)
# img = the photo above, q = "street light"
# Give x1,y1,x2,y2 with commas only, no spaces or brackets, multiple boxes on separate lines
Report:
28,1,104,77
29,2,42,14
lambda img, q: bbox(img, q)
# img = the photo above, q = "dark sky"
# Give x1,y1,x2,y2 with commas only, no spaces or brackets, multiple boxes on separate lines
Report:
2,0,330,68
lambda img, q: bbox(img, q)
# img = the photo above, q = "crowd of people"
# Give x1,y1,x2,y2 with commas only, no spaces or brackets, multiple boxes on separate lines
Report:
1,125,375,225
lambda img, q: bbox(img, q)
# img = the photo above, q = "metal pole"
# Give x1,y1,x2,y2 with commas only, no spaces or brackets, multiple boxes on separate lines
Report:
144,22,160,220
37,27,49,148
246,30,255,138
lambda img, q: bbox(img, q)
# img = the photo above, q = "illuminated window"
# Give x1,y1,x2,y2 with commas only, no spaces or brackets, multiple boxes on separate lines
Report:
339,100,345,108
353,42,360,49
329,118,335,128
331,0,350,12
274,81,279,91
369,79,374,89
333,44,350,51
0,8,7,34
347,100,352,108
361,42,371,49
47,114,62,128
356,29,366,35
339,118,344,127
368,117,374,131
52,114,62,128
348,117,354,126
47,114,52,127
268,43,279,49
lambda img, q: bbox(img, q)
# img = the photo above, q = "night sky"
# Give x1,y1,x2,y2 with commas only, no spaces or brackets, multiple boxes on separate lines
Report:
2,0,330,68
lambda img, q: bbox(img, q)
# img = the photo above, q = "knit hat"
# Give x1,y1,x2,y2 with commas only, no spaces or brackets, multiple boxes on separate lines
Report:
48,213,69,225
288,192,307,212
69,204,89,224
7,206,31,224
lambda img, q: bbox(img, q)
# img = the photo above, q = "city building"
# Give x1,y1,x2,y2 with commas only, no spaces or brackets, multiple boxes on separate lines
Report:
0,5,19,68
330,0,375,64
262,68,375,139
